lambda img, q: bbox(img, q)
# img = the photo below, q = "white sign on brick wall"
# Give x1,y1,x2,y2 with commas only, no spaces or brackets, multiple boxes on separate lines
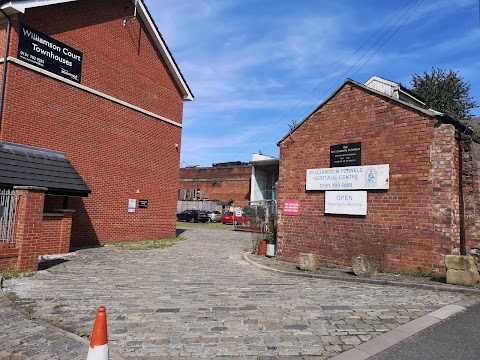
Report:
306,164,389,190
325,191,367,215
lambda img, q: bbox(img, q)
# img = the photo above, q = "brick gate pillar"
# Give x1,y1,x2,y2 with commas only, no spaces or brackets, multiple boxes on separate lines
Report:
14,186,47,272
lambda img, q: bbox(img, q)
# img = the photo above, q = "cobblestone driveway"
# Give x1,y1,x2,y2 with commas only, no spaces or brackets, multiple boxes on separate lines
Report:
1,227,469,359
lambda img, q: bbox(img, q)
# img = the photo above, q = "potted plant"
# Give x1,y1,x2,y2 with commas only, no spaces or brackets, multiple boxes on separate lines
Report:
265,223,276,257
257,235,267,255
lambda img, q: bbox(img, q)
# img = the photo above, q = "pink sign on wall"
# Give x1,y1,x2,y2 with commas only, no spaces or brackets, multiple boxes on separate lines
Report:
284,199,300,216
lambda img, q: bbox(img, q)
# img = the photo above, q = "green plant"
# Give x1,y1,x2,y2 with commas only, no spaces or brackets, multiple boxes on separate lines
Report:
266,224,277,245
2,268,34,280
227,198,234,206
288,120,299,133
78,332,90,339
410,67,478,122
242,205,258,218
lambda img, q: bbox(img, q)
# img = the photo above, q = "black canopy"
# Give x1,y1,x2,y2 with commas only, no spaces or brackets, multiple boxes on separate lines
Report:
0,141,91,197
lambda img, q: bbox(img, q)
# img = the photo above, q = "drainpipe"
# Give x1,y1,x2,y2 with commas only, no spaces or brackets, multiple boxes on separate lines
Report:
458,135,466,255
0,8,11,131
435,114,476,256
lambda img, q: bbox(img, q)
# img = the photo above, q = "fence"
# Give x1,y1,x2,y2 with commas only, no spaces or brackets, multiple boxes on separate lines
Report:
0,189,19,246
232,200,277,252
177,200,224,213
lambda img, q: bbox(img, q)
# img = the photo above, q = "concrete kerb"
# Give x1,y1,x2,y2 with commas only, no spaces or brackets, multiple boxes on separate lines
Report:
243,252,480,360
329,297,480,360
242,252,480,295
0,275,126,360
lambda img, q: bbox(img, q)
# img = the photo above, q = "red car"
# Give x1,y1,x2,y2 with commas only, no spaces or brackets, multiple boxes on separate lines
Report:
221,211,250,225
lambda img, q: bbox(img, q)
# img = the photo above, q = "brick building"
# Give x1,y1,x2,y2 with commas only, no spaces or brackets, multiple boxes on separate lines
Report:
179,162,252,207
0,0,192,270
276,76,480,274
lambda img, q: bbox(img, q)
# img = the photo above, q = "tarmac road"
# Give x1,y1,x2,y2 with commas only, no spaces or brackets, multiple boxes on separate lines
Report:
1,226,478,359
371,301,480,360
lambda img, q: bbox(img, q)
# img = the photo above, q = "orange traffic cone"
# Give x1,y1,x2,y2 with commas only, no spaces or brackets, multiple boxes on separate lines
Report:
87,306,109,360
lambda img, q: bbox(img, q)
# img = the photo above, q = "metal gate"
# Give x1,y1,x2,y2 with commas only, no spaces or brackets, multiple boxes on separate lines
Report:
0,189,20,246
232,200,277,252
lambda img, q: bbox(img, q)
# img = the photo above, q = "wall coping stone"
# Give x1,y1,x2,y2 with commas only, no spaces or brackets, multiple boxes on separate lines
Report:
13,186,48,192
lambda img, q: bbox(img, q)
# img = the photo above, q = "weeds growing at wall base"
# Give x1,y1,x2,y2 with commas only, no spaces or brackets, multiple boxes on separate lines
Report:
111,237,187,251
1,268,34,280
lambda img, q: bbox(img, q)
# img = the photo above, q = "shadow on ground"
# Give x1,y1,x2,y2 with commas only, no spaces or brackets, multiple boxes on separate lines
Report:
38,258,69,271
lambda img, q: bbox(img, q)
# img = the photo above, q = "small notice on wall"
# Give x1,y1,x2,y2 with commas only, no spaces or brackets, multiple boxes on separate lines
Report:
128,199,136,213
284,199,300,216
330,142,361,167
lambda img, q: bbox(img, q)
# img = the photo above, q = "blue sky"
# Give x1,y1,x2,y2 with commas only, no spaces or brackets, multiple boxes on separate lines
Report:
144,0,480,167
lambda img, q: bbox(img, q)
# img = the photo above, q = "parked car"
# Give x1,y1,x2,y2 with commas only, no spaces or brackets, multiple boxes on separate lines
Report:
205,210,222,222
177,210,209,223
221,211,251,225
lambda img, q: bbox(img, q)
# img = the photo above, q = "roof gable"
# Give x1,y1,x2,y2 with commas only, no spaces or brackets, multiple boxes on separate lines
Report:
0,0,194,101
278,78,439,145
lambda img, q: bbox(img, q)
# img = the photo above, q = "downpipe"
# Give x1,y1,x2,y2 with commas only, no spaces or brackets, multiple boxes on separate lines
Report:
0,8,11,131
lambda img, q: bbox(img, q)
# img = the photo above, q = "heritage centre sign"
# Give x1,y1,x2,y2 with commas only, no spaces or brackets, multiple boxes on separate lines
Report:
306,164,389,190
18,24,83,83
330,142,361,167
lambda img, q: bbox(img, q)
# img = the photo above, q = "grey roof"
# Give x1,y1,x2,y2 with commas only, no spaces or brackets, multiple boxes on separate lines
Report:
0,141,91,196
468,116,480,129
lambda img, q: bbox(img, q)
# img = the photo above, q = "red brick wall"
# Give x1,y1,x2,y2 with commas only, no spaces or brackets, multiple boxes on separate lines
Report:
462,137,480,257
40,211,73,255
3,0,184,121
0,246,19,272
179,166,251,206
0,189,74,272
0,1,184,246
0,22,6,57
14,188,45,272
277,83,467,273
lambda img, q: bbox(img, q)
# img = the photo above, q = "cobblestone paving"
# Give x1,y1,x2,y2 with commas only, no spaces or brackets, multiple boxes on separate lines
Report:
1,227,471,359
0,293,88,359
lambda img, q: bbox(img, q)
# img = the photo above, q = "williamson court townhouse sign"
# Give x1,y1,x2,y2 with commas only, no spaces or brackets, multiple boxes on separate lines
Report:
18,24,83,83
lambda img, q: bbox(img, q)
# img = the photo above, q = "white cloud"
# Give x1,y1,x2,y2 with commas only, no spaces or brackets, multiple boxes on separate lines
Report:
143,0,480,165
